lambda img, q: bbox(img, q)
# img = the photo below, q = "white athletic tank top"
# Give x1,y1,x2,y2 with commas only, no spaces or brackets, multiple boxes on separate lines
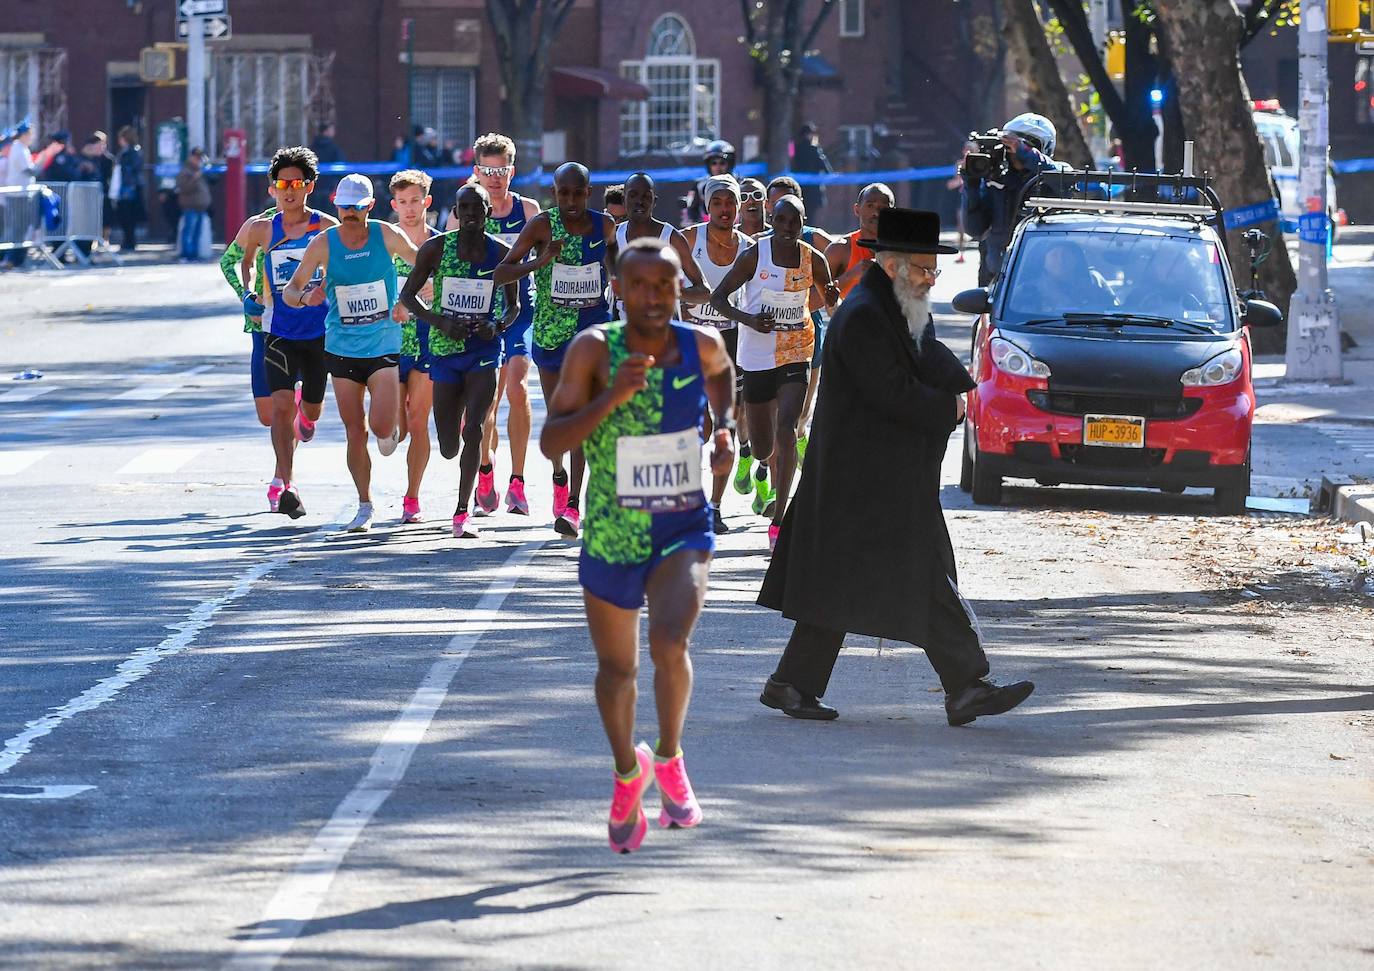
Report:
738,235,815,372
611,221,678,319
685,225,745,330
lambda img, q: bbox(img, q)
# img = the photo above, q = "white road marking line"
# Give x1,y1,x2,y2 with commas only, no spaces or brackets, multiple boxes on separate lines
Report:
0,784,95,800
0,450,49,476
114,365,216,401
0,506,353,779
227,540,545,970
116,448,200,475
0,384,56,402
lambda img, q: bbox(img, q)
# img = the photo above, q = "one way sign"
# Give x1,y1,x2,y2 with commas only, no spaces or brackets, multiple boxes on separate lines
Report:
177,15,232,39
178,0,228,16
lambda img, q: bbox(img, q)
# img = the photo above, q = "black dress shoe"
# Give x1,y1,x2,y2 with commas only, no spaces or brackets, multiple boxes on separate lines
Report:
945,677,1035,727
759,677,839,720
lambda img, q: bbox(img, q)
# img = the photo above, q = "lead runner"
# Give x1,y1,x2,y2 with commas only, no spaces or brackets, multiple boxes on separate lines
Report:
541,236,736,853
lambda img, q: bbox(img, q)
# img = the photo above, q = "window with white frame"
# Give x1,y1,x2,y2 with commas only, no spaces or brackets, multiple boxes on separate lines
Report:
209,51,334,162
619,14,720,156
410,67,476,149
1,47,67,141
840,0,865,38
838,124,873,159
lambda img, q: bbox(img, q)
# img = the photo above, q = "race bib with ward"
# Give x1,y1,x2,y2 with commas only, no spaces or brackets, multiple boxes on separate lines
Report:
615,430,704,512
441,277,495,318
269,247,321,288
335,280,389,326
760,288,810,331
551,262,604,309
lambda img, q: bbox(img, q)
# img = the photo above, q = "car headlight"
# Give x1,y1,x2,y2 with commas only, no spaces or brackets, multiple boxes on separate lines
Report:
1181,346,1243,387
990,336,1051,378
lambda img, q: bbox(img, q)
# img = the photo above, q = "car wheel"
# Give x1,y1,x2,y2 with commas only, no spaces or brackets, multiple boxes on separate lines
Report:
959,422,974,493
970,447,1003,506
1213,450,1251,515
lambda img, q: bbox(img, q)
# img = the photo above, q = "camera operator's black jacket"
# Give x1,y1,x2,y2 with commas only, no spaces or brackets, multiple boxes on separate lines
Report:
961,143,1061,286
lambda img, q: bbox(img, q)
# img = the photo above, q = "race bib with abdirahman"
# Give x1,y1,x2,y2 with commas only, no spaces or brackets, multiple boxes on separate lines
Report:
441,277,495,318
760,287,809,331
615,430,704,512
551,263,604,309
335,280,389,326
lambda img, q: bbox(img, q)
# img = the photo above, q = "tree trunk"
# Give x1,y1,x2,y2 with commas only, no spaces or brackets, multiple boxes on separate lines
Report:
1153,0,1296,342
999,0,1093,169
486,0,575,183
1120,0,1160,169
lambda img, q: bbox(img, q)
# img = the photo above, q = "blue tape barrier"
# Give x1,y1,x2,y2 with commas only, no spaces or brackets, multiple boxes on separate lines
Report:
1224,199,1280,229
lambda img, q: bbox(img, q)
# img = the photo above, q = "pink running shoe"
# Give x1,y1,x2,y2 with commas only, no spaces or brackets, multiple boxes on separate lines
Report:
267,480,284,513
504,478,529,515
552,479,570,520
555,505,581,538
652,746,703,829
608,744,655,854
402,496,422,524
452,512,478,539
768,523,780,554
474,469,499,516
293,387,316,443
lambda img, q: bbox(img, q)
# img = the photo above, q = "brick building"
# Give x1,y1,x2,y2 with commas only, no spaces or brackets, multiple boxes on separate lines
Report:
2,0,1003,233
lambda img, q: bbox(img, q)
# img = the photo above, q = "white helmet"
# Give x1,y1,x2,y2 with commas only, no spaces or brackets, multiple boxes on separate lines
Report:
1004,113,1057,155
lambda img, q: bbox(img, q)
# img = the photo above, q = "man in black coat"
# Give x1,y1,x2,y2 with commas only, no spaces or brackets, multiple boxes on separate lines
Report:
757,207,1034,727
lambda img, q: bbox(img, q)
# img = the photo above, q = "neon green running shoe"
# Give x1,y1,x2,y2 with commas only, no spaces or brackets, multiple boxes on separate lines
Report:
796,434,808,466
751,476,773,517
733,454,754,495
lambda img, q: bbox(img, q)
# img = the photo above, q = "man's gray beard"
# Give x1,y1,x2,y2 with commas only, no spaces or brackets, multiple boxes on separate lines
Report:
891,263,933,348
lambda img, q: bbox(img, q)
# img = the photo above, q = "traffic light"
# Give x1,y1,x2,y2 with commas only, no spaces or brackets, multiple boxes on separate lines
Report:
1106,32,1125,81
139,48,175,84
1330,0,1361,34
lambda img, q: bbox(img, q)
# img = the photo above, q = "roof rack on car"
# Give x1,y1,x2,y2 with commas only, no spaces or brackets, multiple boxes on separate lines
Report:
1016,167,1226,224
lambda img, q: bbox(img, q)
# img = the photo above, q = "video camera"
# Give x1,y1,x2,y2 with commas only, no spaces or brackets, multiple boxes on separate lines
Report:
963,130,1008,180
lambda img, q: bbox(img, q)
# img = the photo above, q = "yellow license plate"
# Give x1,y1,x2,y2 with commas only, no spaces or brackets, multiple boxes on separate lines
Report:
1083,414,1146,448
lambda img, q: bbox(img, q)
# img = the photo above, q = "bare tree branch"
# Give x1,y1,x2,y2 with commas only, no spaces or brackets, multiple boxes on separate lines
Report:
799,0,837,53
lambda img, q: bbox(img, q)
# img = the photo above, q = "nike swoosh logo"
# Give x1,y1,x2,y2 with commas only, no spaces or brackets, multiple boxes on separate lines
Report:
671,374,699,390
479,359,496,367
477,268,494,276
662,540,687,557
590,240,604,249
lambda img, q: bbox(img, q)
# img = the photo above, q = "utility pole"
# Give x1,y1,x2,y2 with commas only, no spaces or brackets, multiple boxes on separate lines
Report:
186,12,206,150
1285,0,1342,382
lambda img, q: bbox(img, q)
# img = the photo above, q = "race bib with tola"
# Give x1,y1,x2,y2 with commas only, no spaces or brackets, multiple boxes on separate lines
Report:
760,288,809,331
270,247,321,288
441,277,495,318
551,263,604,309
690,299,733,328
615,430,704,512
334,280,389,326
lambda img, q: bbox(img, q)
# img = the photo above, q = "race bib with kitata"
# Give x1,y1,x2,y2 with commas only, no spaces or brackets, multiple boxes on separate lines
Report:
615,430,704,512
334,280,389,326
551,263,604,309
760,288,809,331
441,277,495,318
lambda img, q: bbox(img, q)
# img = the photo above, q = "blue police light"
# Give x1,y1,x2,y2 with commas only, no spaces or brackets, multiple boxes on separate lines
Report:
1150,88,1165,107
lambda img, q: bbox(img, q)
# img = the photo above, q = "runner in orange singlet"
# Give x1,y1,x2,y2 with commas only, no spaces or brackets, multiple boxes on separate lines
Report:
826,182,895,299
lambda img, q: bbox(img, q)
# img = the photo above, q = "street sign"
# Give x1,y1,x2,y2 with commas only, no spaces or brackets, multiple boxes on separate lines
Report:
178,0,227,18
1297,211,1329,245
177,15,231,40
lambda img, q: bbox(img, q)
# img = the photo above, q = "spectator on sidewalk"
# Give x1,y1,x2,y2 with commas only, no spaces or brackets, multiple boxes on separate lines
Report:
2,122,37,268
310,123,343,202
175,148,212,262
81,132,116,242
41,131,82,183
792,123,833,220
111,126,145,252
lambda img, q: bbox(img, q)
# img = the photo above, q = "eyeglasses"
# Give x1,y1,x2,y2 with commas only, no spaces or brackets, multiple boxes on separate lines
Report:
913,265,942,280
740,189,766,202
475,164,513,178
337,202,371,211
271,178,312,190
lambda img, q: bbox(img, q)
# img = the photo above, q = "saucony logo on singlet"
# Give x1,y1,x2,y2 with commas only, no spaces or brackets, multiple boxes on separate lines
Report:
671,374,698,390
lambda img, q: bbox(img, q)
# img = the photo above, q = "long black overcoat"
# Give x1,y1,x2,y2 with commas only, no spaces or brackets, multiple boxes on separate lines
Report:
758,263,977,644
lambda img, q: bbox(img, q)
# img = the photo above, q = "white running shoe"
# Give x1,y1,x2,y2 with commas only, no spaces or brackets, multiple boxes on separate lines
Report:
376,429,399,456
346,502,374,533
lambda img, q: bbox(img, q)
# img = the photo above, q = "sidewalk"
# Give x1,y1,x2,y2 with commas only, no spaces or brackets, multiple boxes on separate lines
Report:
1254,226,1374,526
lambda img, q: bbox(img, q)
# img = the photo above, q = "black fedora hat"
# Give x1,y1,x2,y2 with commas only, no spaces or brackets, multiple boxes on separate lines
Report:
858,207,957,255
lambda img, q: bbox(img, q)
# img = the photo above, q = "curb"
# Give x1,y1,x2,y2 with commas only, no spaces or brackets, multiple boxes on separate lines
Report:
1316,474,1374,529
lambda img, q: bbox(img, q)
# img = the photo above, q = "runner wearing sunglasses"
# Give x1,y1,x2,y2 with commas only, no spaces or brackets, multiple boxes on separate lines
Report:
738,179,769,239
494,161,617,538
283,173,420,533
731,177,769,504
235,146,337,519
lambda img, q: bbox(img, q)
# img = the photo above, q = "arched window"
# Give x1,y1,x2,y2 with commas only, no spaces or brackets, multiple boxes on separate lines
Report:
620,14,719,156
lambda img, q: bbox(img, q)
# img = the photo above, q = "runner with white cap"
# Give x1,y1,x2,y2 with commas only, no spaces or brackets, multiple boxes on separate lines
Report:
283,173,420,533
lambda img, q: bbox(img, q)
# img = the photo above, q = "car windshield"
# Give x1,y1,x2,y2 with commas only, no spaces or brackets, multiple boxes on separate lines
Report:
1001,229,1235,332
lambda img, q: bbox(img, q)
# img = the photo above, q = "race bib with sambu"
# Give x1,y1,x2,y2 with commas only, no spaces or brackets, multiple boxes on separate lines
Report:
441,277,495,318
615,430,704,512
335,280,389,326
760,288,809,331
551,263,604,309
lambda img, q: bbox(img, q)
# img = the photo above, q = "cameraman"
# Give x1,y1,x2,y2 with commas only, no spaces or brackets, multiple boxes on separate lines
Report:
961,113,1061,286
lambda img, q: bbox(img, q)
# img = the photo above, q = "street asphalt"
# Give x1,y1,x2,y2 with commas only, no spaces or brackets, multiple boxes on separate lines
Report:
0,251,1371,969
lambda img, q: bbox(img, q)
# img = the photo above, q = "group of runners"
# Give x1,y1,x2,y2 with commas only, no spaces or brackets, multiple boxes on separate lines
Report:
218,135,899,851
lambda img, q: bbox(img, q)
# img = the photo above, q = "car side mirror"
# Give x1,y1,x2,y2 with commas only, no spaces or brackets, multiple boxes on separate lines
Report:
1243,298,1283,328
952,287,991,316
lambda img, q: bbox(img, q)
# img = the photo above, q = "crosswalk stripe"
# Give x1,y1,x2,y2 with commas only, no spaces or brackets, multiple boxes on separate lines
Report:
115,448,199,475
0,385,56,403
113,365,215,402
0,450,49,476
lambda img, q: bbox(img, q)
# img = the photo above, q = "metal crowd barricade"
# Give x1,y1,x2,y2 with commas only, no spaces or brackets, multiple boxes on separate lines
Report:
0,185,62,270
41,181,122,267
